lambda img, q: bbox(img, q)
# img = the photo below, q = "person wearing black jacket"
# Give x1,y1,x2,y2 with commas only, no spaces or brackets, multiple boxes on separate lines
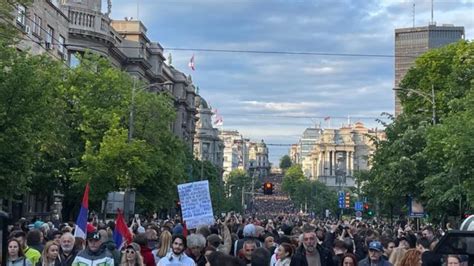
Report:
55,233,78,266
290,231,334,266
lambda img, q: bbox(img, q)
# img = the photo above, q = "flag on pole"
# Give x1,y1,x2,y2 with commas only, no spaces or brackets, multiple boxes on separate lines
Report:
188,54,195,71
74,183,89,240
212,109,223,127
113,209,133,248
324,116,331,121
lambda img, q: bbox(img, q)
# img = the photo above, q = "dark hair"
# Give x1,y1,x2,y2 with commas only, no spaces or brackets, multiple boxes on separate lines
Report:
207,251,245,266
7,239,25,258
26,230,42,245
133,233,148,246
279,243,294,258
380,236,395,249
10,230,26,239
340,253,358,266
172,234,187,249
416,237,430,249
251,247,270,266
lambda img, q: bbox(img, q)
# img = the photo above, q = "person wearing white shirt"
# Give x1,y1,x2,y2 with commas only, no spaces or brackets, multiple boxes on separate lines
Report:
157,235,195,266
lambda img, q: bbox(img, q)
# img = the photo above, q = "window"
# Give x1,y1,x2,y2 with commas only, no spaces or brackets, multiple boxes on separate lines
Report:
16,4,26,25
58,35,65,56
45,25,54,49
32,14,41,36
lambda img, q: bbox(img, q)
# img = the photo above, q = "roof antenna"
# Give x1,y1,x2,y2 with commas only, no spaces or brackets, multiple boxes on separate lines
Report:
412,1,415,27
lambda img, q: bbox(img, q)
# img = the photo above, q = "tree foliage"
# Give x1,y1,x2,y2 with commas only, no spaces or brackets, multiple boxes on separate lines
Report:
365,41,474,220
279,155,292,170
282,165,338,215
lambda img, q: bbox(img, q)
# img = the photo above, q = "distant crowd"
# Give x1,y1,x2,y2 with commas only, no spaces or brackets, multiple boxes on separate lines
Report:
3,213,470,266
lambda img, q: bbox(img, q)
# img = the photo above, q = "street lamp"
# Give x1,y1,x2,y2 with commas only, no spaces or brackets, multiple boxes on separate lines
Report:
124,78,173,221
393,85,436,125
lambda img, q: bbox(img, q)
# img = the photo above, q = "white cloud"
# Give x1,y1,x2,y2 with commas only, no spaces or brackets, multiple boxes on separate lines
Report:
240,100,336,112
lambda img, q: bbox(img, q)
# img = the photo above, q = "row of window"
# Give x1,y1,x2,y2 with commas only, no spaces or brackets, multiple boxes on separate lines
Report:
16,4,66,57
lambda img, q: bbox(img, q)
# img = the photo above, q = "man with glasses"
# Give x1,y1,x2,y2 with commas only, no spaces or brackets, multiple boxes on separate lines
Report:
359,241,392,266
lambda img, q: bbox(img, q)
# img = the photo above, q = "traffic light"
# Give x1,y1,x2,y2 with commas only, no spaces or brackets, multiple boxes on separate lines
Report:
263,182,273,195
344,192,350,208
368,210,374,216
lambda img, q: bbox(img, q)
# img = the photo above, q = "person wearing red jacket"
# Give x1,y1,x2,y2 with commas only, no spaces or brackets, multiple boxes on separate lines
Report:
133,234,156,266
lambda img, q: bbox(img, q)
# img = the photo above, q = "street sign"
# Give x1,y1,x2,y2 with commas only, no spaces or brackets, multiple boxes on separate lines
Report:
338,192,345,209
355,201,363,211
355,211,362,217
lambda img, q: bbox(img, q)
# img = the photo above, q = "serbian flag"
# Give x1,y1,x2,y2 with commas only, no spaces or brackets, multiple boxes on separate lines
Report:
188,54,195,71
74,183,89,239
113,209,133,248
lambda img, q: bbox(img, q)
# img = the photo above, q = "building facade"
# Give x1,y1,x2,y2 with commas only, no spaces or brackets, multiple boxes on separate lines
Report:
394,24,465,115
8,0,199,219
248,140,271,179
219,130,251,181
193,96,224,170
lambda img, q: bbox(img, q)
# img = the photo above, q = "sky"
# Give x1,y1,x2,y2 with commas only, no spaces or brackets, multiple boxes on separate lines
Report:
109,0,474,165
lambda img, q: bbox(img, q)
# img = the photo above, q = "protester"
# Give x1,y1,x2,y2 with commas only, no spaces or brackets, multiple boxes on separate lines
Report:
389,247,407,266
398,249,421,266
153,230,172,263
186,234,207,266
98,229,121,266
72,231,115,266
132,234,155,266
275,243,293,266
238,240,256,265
340,253,358,266
156,234,195,266
205,251,245,266
233,224,262,256
120,243,144,266
7,239,33,266
38,241,60,266
56,233,78,266
416,237,441,266
359,241,392,266
444,255,461,266
290,228,335,266
251,247,271,266
10,230,42,265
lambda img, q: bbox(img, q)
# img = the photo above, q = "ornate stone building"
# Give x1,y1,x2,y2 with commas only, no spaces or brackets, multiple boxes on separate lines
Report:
248,140,271,179
308,122,384,189
193,96,224,169
219,130,250,181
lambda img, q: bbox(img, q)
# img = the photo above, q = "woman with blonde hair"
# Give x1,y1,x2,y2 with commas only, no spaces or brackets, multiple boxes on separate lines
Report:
389,247,407,266
154,231,172,263
39,241,60,266
399,248,421,266
120,243,144,266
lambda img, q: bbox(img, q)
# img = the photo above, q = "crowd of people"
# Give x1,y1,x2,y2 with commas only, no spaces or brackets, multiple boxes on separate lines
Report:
2,213,470,266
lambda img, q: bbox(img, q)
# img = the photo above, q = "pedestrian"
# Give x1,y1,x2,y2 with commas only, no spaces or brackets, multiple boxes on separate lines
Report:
205,251,245,266
238,240,256,266
153,231,172,263
7,239,33,266
444,255,461,266
340,253,357,266
398,249,421,266
275,243,293,266
156,234,195,266
72,230,114,266
251,247,271,266
38,241,60,266
389,247,407,266
10,230,42,265
56,233,78,266
359,241,392,266
120,243,144,266
132,234,155,266
185,234,207,266
290,229,334,266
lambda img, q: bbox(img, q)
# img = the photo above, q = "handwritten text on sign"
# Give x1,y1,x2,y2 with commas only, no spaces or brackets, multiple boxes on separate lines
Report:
177,180,214,229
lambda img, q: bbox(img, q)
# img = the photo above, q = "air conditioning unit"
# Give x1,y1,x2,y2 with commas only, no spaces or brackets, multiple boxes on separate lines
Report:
45,41,52,50
24,25,30,34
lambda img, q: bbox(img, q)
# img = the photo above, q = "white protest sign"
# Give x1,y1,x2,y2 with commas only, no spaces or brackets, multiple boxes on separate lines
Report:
177,180,214,229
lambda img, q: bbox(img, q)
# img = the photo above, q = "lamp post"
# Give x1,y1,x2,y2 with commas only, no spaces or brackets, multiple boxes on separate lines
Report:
393,85,436,124
124,78,173,221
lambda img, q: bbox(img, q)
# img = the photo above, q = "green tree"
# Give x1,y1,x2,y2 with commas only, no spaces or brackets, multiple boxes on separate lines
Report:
0,46,65,200
225,169,252,212
279,155,292,170
281,164,305,197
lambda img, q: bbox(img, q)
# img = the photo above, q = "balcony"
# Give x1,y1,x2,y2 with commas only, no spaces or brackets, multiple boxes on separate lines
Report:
318,175,356,189
66,7,114,44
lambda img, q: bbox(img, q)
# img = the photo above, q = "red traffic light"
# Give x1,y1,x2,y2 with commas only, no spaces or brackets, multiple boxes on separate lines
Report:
263,182,273,195
265,183,272,189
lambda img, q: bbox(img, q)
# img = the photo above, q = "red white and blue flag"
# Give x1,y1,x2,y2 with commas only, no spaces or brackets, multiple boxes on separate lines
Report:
74,183,89,240
188,54,195,71
113,209,133,249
